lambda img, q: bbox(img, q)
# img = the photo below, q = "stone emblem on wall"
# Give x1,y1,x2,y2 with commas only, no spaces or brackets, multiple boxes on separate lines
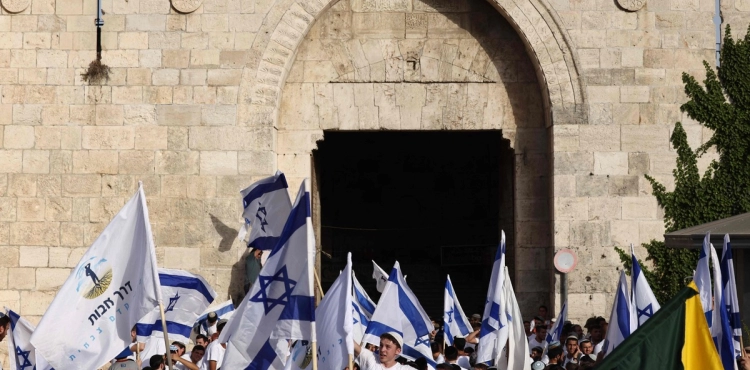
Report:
616,0,646,11
171,0,202,13
1,0,30,13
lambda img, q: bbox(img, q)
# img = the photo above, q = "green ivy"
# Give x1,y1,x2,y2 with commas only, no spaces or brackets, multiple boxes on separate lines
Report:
615,25,750,304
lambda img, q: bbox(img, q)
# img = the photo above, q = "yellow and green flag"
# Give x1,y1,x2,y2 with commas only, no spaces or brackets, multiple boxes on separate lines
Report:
595,282,723,370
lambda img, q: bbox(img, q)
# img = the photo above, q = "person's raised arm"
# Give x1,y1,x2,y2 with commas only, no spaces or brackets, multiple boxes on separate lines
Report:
353,340,362,357
171,353,199,370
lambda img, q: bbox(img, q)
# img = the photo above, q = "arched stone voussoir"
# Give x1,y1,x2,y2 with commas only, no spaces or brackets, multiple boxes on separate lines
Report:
239,0,589,129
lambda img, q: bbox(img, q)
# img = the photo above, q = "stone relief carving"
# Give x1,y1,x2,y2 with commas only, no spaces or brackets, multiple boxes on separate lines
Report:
1,0,30,13
616,0,646,11
171,0,202,13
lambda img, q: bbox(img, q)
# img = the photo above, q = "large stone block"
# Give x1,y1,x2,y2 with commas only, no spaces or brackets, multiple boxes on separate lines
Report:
155,151,200,175
72,150,119,174
200,151,238,175
4,126,35,149
189,127,273,151
35,267,71,290
157,105,201,126
62,174,101,197
593,152,628,175
16,198,45,222
621,125,670,153
8,267,35,290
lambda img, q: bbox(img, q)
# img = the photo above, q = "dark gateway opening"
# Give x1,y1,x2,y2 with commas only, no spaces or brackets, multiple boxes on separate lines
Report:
315,131,515,318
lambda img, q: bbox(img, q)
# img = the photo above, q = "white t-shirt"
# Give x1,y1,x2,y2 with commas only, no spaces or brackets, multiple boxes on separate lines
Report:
457,355,471,369
435,354,445,364
357,348,409,370
200,341,225,370
593,340,604,357
140,338,166,369
200,322,218,337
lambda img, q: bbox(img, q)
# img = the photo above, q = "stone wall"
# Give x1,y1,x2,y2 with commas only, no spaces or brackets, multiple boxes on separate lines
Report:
1,0,749,365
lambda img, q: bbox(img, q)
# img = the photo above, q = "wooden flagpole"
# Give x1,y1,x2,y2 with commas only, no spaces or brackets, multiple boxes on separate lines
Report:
158,302,175,370
311,342,318,370
348,354,353,370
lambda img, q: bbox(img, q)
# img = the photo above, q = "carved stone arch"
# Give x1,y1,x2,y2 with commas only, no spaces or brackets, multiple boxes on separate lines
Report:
237,0,587,128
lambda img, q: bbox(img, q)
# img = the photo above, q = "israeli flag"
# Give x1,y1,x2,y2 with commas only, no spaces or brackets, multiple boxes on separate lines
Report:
372,260,389,293
30,184,161,369
352,272,375,343
631,244,660,327
695,232,713,327
316,253,354,369
602,271,635,357
239,171,292,250
195,299,235,334
721,234,742,360
222,179,316,369
501,268,532,370
546,301,567,344
5,309,54,370
363,262,437,370
135,269,216,344
444,275,472,346
477,231,509,364
710,246,737,370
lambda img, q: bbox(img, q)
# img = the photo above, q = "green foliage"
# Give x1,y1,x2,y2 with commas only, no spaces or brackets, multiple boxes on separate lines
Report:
615,25,750,303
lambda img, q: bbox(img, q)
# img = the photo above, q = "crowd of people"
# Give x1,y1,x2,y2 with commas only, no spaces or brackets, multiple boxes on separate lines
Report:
349,305,750,370
105,313,227,370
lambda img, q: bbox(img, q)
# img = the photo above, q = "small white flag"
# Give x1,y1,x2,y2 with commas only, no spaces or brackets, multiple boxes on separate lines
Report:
500,268,532,370
444,275,472,346
316,253,354,369
30,184,161,369
372,260,389,293
239,171,292,250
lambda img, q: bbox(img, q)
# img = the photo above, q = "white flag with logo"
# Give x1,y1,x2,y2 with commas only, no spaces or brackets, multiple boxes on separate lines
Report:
239,171,292,250
30,184,161,369
6,309,53,370
136,269,216,344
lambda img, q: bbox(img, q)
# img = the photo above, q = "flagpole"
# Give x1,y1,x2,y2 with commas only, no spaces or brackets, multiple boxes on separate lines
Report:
159,302,175,370
312,341,318,370
348,354,353,370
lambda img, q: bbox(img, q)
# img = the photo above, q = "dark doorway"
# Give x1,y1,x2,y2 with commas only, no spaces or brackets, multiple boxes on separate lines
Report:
315,131,514,318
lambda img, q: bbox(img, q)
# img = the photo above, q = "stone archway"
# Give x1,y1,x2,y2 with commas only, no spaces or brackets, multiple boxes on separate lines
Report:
236,0,587,129
247,0,566,314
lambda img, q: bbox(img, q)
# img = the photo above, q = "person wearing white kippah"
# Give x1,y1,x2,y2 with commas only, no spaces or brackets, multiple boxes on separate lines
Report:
354,332,409,369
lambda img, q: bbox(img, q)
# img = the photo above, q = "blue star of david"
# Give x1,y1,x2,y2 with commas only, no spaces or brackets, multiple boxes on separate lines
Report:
250,265,297,314
166,292,180,312
352,308,359,325
255,202,268,232
16,346,32,370
446,307,454,323
414,334,430,347
637,304,654,319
